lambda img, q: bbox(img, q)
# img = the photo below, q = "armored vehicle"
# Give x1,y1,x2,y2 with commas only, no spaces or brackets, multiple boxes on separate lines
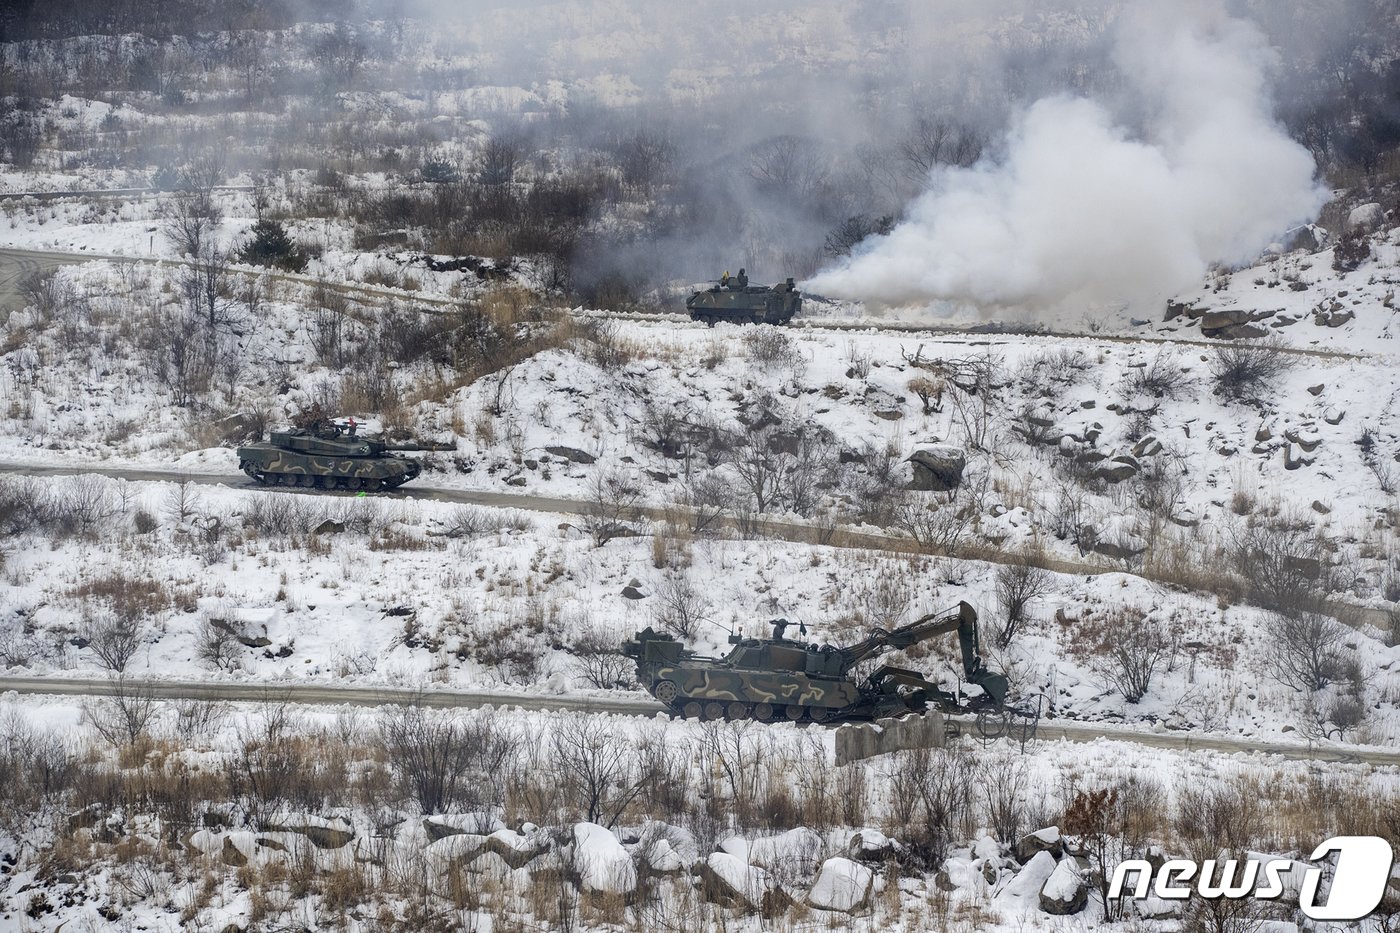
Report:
686,276,801,326
623,601,1007,723
237,420,421,491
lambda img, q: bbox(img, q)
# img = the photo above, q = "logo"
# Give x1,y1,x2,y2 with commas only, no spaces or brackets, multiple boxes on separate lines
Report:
1108,836,1394,921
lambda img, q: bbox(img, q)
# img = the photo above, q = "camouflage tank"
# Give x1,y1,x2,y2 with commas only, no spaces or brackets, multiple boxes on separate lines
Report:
623,601,1008,723
686,275,801,326
237,420,421,491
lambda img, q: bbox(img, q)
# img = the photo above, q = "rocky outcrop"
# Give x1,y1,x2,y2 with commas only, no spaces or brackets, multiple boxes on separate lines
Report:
908,445,966,492
545,445,596,464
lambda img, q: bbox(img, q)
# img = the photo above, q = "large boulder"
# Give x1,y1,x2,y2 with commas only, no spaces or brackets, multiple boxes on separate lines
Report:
908,444,967,492
545,445,596,465
697,852,791,916
1347,202,1384,232
1015,827,1062,863
807,857,873,913
1040,856,1090,915
573,823,636,895
994,850,1057,912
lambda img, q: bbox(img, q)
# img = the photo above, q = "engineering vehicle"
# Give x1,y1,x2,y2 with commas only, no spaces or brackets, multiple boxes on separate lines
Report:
623,601,1007,723
237,420,421,491
685,276,802,325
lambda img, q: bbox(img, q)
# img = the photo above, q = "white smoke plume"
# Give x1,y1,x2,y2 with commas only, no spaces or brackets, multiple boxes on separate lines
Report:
807,3,1329,316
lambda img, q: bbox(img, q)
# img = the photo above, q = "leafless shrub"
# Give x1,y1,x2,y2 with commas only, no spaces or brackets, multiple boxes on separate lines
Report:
744,327,801,370
678,472,732,536
164,479,203,525
907,375,945,414
653,571,712,639
890,746,976,869
81,613,144,674
378,704,517,815
570,623,633,690
1266,611,1351,693
0,713,74,834
550,717,656,829
895,495,972,555
52,475,118,538
171,698,229,743
1121,351,1190,400
1227,514,1326,613
1209,339,1293,402
1069,607,1178,703
197,615,243,672
159,188,223,257
992,553,1052,647
1174,778,1262,851
83,678,159,752
584,468,641,547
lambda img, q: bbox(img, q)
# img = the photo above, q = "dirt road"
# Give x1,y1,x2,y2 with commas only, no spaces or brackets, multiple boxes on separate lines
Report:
1,673,1393,766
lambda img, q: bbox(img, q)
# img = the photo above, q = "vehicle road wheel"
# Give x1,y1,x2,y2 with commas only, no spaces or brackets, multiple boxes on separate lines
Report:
703,701,725,721
783,705,806,722
753,702,775,722
726,701,748,721
347,477,364,491
365,479,383,492
653,680,679,705
682,701,702,720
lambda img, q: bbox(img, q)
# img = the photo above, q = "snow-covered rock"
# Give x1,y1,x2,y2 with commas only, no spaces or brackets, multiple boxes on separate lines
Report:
1015,826,1062,863
908,444,967,491
573,822,636,894
1039,856,1089,915
996,850,1057,911
1346,202,1384,232
698,852,790,914
807,857,873,913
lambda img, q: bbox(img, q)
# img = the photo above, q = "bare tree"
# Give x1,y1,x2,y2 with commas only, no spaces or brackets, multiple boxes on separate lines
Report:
82,613,143,674
160,189,222,257
653,571,712,639
1266,611,1350,693
378,703,517,815
196,616,242,672
993,553,1052,647
584,468,642,547
84,677,158,751
899,115,985,178
180,242,232,329
571,623,633,690
1227,515,1325,613
730,433,788,515
549,716,654,828
1091,609,1177,703
478,134,521,186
